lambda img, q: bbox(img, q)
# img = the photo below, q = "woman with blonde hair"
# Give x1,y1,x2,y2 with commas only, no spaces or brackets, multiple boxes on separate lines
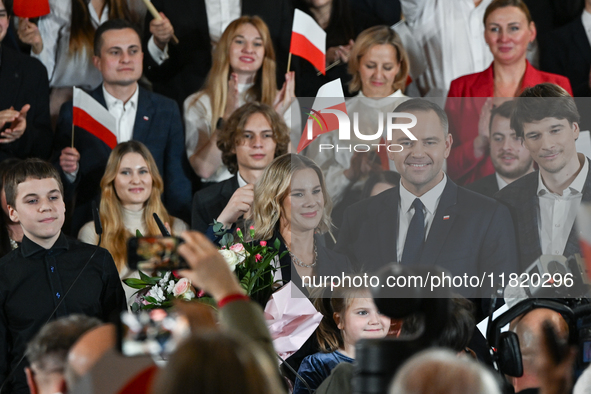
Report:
306,25,410,205
184,16,296,184
251,154,347,284
78,141,188,301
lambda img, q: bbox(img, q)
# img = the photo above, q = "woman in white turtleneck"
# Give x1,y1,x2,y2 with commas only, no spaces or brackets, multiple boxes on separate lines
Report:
305,25,410,204
78,140,187,304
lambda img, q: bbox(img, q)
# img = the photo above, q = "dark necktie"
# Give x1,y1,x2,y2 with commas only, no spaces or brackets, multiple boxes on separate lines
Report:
401,198,425,265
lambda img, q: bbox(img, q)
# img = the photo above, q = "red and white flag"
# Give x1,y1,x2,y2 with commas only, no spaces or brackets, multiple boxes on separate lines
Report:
73,87,117,149
297,79,347,153
290,9,326,75
13,0,50,18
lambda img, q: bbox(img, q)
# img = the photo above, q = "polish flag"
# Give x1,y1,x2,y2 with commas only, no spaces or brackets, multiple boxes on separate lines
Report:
290,9,326,75
13,0,50,18
73,87,117,149
577,203,591,281
297,79,347,153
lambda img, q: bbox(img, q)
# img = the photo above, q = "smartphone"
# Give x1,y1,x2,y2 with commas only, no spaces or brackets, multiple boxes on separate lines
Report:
118,309,190,359
127,236,188,270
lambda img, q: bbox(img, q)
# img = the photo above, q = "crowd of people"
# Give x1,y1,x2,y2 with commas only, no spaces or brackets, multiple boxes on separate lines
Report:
1,0,591,393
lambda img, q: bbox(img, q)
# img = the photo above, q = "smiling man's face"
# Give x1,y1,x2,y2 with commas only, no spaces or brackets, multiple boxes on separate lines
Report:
388,109,452,196
522,117,579,175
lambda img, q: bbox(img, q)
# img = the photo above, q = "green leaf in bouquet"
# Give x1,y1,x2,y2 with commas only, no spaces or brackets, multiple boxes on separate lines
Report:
212,220,224,235
136,229,143,237
138,270,152,282
123,278,148,289
273,238,280,250
220,233,234,247
131,302,141,312
144,296,160,305
279,251,289,259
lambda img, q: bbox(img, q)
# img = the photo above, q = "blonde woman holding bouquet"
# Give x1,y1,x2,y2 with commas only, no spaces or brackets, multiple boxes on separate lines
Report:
251,154,349,286
78,140,188,304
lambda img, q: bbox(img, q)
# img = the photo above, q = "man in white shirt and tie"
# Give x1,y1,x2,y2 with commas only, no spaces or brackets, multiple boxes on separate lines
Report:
335,98,518,297
496,83,591,270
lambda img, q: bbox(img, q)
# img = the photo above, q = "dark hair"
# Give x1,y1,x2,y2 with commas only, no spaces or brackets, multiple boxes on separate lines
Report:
295,0,356,48
483,0,533,25
71,0,135,55
2,0,12,16
511,83,579,138
93,18,142,56
26,315,101,374
313,281,374,353
216,102,290,175
400,297,475,352
361,171,400,200
488,100,515,135
394,98,449,135
4,159,63,208
0,158,21,258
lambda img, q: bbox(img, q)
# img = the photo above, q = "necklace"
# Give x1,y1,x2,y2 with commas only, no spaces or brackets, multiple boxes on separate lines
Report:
289,239,317,268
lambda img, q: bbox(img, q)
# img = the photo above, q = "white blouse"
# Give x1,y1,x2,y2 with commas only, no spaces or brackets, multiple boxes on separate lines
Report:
32,0,105,89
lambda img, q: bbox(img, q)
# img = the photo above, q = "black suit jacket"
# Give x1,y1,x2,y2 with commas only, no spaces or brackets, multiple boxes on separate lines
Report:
494,160,591,270
191,175,240,233
466,173,500,199
143,0,293,109
539,16,591,97
0,44,52,161
335,178,519,296
54,85,192,235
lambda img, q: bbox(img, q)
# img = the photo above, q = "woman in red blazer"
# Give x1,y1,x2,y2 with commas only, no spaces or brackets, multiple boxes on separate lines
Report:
445,0,572,186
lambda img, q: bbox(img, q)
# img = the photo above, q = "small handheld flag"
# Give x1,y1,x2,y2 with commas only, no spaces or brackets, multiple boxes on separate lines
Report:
13,0,49,18
73,87,117,149
290,9,326,75
297,79,347,152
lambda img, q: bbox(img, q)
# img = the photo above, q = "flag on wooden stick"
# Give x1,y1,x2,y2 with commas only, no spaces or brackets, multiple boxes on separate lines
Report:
290,9,326,75
297,79,347,152
73,87,117,149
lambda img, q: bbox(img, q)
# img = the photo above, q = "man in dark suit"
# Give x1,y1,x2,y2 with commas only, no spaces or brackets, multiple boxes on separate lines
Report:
539,0,590,98
0,0,51,162
54,19,191,235
496,83,591,270
191,102,289,233
142,0,293,109
467,100,534,198
335,99,519,297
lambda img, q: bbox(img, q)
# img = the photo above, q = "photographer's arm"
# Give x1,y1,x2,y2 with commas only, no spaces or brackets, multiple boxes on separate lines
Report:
177,231,279,377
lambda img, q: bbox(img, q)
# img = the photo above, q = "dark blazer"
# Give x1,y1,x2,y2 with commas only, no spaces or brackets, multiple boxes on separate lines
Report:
539,16,591,97
494,160,591,270
54,85,192,235
335,178,519,296
143,0,293,109
0,44,52,161
466,174,500,199
191,175,240,233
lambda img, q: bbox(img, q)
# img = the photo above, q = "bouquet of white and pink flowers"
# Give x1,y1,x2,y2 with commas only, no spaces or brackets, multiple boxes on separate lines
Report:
124,271,197,311
214,222,287,305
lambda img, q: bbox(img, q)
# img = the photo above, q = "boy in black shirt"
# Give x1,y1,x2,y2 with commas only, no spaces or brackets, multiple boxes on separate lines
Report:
0,159,126,393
